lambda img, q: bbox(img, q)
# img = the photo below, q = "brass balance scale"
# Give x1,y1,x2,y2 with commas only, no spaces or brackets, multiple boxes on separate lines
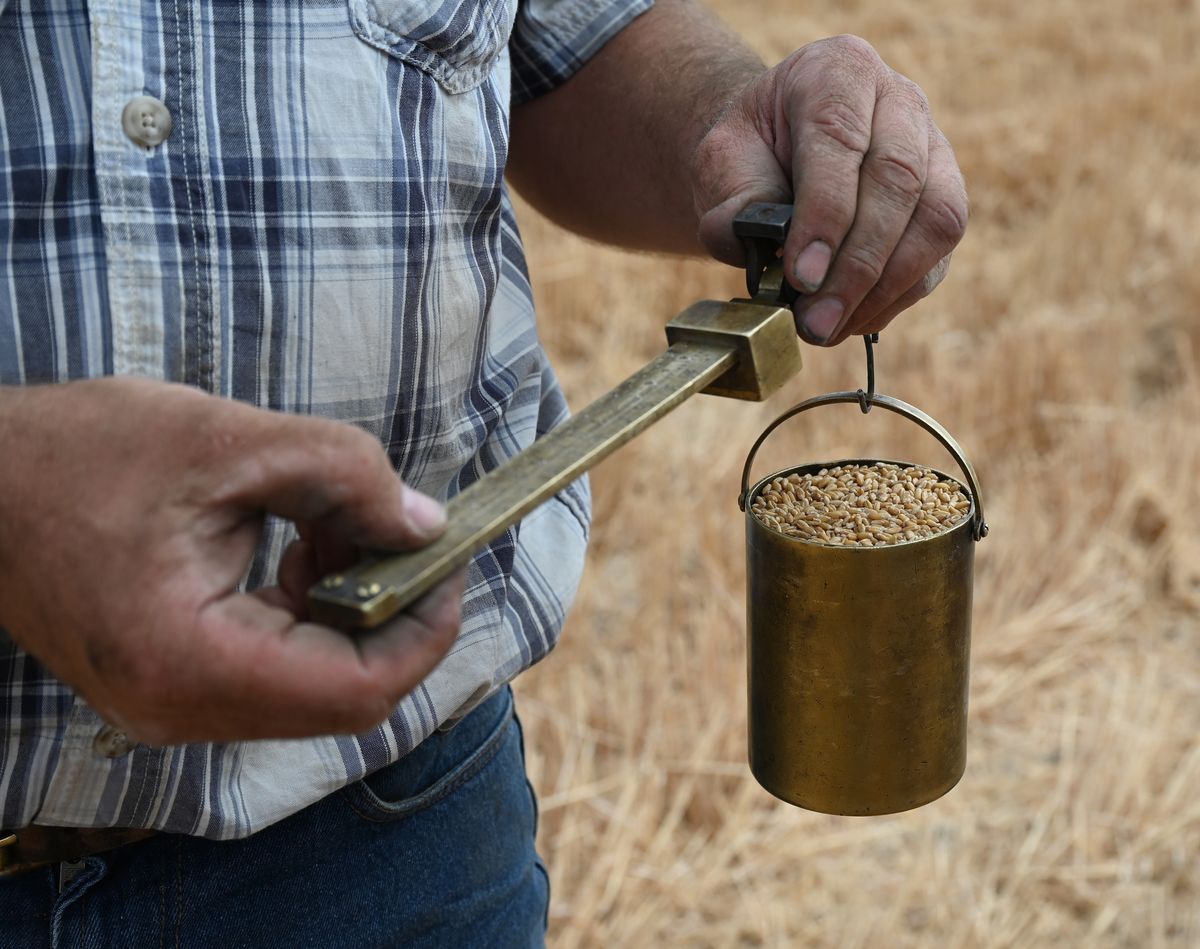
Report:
308,203,989,817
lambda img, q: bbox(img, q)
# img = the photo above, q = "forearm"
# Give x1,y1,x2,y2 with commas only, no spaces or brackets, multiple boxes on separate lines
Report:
507,0,764,255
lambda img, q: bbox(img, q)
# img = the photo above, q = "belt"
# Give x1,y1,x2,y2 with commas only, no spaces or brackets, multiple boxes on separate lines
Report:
0,825,158,878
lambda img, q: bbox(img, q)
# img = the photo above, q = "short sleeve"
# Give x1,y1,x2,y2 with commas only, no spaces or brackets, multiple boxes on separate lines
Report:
509,0,654,105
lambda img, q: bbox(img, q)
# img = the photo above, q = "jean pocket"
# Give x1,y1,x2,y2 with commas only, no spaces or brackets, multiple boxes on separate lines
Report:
341,689,514,822
347,0,517,94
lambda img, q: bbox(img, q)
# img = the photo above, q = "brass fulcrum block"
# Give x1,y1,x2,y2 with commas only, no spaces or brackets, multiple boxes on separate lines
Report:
308,292,802,630
665,299,801,401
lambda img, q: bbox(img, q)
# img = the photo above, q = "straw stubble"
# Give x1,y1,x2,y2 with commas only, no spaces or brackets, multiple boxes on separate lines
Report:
517,0,1200,942
750,463,970,546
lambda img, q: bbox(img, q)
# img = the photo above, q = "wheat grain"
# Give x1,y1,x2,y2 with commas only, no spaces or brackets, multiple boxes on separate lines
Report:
750,463,970,546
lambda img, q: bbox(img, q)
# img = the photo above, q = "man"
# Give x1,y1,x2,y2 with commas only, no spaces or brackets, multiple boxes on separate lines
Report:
0,0,966,943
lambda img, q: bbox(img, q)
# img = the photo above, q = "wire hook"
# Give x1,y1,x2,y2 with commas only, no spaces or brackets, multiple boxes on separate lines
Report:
856,333,880,413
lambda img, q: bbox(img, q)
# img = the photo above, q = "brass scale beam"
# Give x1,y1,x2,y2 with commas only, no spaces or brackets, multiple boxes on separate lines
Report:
308,204,804,630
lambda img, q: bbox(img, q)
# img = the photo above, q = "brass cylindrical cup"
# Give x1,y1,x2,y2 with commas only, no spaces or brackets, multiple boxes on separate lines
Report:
740,393,987,816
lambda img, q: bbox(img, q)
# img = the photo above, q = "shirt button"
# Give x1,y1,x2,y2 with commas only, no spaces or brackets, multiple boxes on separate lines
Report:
93,726,135,759
121,95,173,148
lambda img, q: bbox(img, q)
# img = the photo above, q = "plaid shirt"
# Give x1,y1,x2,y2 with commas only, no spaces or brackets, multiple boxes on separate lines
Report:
0,0,650,838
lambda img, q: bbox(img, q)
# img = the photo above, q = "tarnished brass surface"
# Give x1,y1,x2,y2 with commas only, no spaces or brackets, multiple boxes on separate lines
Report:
309,298,802,629
665,299,801,400
746,459,976,816
740,383,985,815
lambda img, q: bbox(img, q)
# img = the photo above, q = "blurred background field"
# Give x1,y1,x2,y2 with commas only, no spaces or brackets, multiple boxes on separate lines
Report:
511,0,1200,945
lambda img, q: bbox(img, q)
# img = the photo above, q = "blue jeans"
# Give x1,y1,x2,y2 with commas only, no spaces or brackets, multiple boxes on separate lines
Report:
0,687,548,948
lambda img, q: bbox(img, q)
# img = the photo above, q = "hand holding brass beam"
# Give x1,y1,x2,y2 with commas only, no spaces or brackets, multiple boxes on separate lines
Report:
307,295,802,630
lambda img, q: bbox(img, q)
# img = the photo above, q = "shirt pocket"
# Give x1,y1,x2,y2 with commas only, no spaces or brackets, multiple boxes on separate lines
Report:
347,0,517,94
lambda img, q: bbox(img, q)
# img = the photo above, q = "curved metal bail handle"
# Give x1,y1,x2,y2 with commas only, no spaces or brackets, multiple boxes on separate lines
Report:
737,391,989,541
857,333,879,413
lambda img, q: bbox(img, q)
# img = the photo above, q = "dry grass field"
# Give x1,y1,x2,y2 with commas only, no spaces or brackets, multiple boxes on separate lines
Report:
511,0,1200,945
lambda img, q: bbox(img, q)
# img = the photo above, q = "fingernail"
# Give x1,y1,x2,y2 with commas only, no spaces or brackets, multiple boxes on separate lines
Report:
404,490,447,538
793,240,832,293
799,298,845,344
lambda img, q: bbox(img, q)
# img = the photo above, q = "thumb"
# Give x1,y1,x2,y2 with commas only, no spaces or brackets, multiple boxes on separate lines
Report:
693,108,792,267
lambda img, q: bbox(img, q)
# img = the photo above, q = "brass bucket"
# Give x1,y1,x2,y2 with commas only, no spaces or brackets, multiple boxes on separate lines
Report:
739,392,988,816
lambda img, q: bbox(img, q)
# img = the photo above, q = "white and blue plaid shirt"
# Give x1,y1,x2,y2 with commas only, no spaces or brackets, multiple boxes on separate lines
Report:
0,0,650,838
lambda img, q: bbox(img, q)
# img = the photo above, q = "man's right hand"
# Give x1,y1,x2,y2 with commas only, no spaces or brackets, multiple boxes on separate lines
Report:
0,377,464,745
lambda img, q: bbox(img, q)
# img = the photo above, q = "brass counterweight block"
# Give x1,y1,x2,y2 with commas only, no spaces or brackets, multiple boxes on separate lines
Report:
309,296,802,630
666,299,802,402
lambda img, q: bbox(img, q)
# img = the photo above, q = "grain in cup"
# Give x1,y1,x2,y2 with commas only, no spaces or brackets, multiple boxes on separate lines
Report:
749,462,970,547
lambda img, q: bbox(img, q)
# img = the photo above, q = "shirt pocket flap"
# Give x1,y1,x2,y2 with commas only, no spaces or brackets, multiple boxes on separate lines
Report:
348,0,517,94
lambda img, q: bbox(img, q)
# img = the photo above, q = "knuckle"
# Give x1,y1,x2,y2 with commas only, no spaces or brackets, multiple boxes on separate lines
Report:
326,418,374,457
859,274,902,312
324,426,387,497
920,192,970,248
839,241,890,285
866,145,926,205
808,97,873,155
190,392,259,449
345,437,384,482
893,76,931,112
824,34,881,68
193,411,245,464
849,288,887,327
690,96,760,194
